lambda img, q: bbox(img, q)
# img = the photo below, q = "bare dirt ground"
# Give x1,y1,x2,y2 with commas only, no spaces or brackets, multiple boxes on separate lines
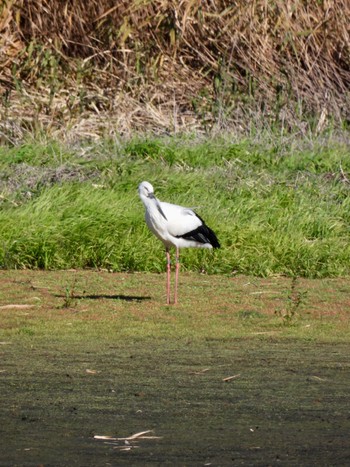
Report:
0,270,350,466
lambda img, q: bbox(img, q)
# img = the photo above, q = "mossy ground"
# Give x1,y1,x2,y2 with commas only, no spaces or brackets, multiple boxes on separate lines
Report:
0,270,349,465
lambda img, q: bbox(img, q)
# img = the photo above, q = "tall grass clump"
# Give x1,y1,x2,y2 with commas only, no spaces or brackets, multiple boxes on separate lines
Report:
0,138,349,278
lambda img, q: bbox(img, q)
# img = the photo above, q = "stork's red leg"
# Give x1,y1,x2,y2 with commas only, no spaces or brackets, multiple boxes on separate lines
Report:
174,247,180,305
166,248,171,305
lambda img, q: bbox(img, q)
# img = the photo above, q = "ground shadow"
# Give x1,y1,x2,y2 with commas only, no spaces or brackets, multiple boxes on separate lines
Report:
54,293,151,302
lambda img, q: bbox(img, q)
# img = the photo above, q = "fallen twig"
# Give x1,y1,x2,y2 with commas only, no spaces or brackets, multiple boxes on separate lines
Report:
94,430,162,443
310,375,327,382
189,368,210,375
223,374,241,382
0,304,35,309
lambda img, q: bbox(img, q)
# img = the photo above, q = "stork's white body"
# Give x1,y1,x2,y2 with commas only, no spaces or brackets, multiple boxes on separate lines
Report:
138,181,220,304
144,200,214,250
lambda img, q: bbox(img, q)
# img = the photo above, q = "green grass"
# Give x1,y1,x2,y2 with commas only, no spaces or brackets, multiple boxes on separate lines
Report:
0,136,349,277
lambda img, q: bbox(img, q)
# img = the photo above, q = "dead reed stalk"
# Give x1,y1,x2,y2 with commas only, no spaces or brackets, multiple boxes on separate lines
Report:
1,0,349,140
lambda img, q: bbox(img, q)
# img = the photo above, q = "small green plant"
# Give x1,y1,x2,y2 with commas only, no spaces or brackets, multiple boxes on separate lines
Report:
18,327,35,336
275,276,308,325
62,277,78,309
238,310,265,320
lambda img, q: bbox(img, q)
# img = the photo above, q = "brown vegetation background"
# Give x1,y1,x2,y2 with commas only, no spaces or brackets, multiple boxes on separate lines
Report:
1,0,350,140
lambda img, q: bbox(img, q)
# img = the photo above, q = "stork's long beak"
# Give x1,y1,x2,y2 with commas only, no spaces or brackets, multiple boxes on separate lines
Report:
150,195,168,221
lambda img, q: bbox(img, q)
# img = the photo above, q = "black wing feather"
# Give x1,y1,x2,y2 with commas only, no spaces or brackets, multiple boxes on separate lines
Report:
176,214,220,248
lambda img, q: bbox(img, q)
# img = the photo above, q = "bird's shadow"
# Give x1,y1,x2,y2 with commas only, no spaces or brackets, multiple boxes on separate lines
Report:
54,293,151,302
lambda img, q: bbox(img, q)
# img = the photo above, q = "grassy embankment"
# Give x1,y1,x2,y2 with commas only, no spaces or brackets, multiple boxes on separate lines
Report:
0,137,349,278
1,2,349,278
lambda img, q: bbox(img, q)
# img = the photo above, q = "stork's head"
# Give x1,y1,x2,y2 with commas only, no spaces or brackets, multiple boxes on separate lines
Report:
138,181,155,200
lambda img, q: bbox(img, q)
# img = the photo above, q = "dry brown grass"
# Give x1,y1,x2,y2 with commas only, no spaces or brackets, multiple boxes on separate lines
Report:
1,0,350,141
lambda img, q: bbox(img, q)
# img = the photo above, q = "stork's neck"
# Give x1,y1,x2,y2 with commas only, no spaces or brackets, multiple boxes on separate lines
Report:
141,193,157,209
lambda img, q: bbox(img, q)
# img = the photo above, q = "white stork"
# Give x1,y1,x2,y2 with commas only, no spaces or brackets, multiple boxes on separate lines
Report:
138,181,220,304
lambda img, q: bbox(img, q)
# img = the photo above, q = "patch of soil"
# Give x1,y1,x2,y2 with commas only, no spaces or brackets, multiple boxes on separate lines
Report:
0,270,350,464
0,340,350,465
0,163,99,198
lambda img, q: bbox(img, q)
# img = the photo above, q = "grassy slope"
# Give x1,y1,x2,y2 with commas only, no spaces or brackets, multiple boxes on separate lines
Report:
0,136,349,277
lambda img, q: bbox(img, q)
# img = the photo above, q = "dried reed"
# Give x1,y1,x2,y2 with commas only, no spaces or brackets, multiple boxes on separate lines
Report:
1,0,349,141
